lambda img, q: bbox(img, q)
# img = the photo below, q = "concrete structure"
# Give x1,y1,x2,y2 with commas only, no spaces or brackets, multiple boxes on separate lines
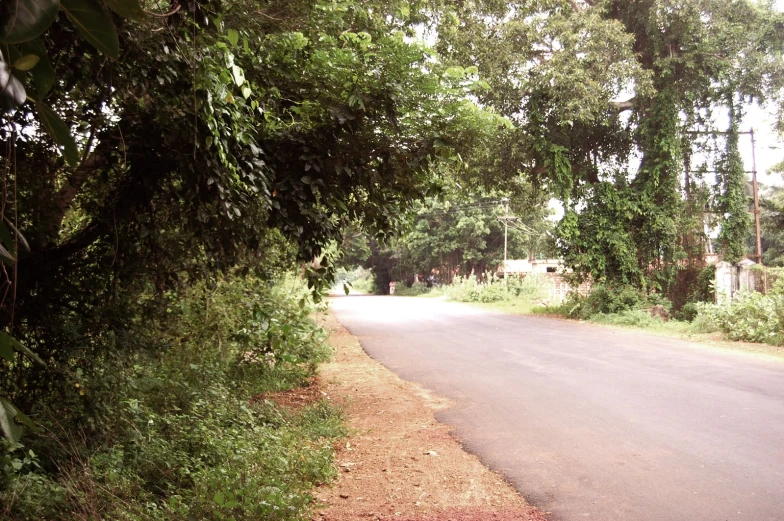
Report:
503,258,565,275
714,259,766,304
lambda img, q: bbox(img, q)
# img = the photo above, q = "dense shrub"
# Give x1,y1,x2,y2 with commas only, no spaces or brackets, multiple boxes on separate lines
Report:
673,302,700,322
693,265,717,303
693,290,784,344
443,273,546,303
558,284,645,319
445,274,507,302
1,275,342,520
506,275,548,300
394,281,431,296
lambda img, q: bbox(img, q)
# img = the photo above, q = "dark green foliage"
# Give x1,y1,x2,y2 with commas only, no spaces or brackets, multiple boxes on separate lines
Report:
1,0,499,446
694,265,717,304
557,182,644,287
564,284,645,320
674,302,700,323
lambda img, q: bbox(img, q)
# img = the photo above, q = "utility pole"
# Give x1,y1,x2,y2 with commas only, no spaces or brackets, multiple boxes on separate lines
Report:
497,198,518,283
503,198,509,275
750,129,763,265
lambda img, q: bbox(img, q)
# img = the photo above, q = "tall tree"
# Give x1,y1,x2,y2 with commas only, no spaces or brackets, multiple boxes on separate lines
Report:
434,0,784,291
0,0,501,417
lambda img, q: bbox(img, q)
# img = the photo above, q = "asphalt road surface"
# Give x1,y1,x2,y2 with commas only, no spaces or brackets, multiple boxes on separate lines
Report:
329,295,784,521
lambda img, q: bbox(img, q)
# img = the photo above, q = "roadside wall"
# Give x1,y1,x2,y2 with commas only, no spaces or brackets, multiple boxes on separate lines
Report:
714,260,767,304
536,273,591,304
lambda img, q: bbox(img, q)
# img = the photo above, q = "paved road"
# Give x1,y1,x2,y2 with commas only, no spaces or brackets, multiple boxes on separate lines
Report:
329,295,784,521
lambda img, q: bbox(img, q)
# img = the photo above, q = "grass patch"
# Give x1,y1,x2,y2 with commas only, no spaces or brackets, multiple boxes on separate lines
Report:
588,309,696,334
297,399,349,440
466,298,543,315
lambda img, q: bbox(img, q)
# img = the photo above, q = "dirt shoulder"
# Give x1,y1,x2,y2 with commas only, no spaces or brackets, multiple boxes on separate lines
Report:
314,312,547,521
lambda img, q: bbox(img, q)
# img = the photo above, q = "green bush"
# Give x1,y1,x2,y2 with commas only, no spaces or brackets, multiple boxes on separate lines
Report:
695,291,784,344
445,274,509,303
691,302,723,333
558,284,644,319
590,309,662,328
394,281,431,296
692,265,717,303
673,302,700,322
1,275,343,521
438,273,548,304
506,274,547,300
692,277,784,344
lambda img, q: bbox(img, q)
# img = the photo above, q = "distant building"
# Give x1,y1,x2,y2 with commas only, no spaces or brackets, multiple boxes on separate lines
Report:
502,259,566,275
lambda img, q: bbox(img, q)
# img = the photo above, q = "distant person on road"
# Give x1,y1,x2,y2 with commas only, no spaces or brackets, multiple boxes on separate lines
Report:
389,281,396,295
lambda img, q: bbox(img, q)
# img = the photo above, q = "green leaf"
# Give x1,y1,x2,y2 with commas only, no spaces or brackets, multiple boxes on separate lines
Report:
0,398,24,443
3,217,30,252
60,0,120,59
0,330,45,365
213,492,225,506
0,60,27,110
0,222,14,254
35,101,80,166
12,407,36,431
0,331,13,361
0,0,60,44
227,28,239,46
102,0,144,21
231,64,244,87
12,54,39,70
20,38,54,95
0,242,14,264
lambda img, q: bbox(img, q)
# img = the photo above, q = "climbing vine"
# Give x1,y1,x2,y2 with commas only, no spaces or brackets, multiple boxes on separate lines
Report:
716,100,751,263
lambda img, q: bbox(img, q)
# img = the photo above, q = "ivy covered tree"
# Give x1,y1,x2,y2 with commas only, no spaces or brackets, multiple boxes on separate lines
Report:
431,0,784,296
715,103,752,263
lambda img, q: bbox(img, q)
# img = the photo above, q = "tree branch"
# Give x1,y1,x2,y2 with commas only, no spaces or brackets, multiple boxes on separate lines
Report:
51,152,107,233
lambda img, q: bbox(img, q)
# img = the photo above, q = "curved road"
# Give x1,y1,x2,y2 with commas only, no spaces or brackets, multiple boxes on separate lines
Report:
329,295,784,521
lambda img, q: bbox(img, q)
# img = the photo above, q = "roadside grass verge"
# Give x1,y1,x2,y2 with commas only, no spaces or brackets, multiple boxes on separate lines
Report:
462,298,541,314
401,276,784,360
530,301,784,361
